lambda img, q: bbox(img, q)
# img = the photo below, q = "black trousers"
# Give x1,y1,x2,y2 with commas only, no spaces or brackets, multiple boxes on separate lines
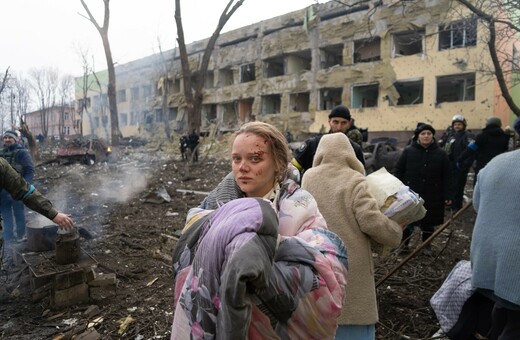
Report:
488,303,520,340
451,168,469,211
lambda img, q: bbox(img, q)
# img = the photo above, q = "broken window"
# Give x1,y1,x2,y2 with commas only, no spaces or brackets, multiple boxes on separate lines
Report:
352,83,379,108
353,38,381,63
219,67,234,86
131,86,140,101
320,44,343,69
172,78,181,93
439,18,477,50
205,71,214,89
289,92,310,112
319,88,342,110
222,101,238,126
240,63,256,83
238,98,254,121
101,115,108,127
119,113,128,126
264,55,285,78
117,89,127,103
155,108,164,123
93,117,100,128
392,30,424,57
286,50,311,74
92,95,100,110
393,79,423,105
261,94,281,114
202,104,217,126
169,107,178,121
130,111,138,125
436,73,475,103
142,84,152,98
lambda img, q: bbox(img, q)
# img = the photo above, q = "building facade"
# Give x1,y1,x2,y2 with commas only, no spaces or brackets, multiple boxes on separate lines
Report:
76,0,520,142
24,105,79,140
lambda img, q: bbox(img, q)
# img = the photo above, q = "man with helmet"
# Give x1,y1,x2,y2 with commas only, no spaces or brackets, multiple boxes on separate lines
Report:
442,115,474,211
458,116,509,186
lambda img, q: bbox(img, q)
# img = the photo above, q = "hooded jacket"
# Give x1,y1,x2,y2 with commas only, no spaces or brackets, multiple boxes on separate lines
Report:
302,132,402,325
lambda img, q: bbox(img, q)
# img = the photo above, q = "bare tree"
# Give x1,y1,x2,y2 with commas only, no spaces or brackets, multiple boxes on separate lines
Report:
0,67,10,97
80,0,122,146
175,0,245,133
78,50,96,136
30,67,59,139
58,75,74,140
453,0,520,117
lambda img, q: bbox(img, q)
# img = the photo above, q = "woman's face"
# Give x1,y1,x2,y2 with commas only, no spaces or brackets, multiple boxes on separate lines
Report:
232,133,277,198
418,130,433,145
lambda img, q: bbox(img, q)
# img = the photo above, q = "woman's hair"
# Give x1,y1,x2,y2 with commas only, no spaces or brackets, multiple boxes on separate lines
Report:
231,122,291,182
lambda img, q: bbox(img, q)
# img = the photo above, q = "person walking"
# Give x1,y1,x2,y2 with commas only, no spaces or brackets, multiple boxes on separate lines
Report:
470,117,520,339
171,122,347,339
302,132,402,340
0,130,35,242
394,123,452,255
457,116,509,185
442,115,474,211
292,104,365,176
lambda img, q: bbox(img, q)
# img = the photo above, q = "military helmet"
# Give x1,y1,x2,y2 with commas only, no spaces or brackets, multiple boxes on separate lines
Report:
485,116,502,128
452,114,467,128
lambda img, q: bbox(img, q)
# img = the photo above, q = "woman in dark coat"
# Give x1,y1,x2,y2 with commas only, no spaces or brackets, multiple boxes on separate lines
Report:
394,123,452,255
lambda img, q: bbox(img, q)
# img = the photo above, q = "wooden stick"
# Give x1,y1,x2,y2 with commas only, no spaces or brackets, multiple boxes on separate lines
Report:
376,200,473,288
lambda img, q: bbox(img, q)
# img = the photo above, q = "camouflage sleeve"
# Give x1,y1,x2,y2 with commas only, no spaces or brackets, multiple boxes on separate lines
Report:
0,158,58,220
347,129,364,146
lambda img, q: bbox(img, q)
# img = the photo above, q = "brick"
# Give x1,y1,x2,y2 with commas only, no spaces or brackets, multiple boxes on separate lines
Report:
31,273,54,290
89,286,116,301
52,283,89,308
55,270,87,290
88,273,117,287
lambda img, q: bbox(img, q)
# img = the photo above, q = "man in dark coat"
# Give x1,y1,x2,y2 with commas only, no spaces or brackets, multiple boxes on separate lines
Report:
292,105,365,176
442,115,474,211
457,116,509,186
187,130,200,162
394,123,452,255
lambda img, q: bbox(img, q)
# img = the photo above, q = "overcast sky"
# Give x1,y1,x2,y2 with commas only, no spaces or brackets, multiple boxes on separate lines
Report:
0,0,317,77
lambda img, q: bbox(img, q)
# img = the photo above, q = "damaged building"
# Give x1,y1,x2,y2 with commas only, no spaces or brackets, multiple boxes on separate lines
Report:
76,0,519,142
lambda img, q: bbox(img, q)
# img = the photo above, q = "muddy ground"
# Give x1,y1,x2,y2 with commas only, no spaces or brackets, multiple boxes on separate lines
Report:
0,141,476,339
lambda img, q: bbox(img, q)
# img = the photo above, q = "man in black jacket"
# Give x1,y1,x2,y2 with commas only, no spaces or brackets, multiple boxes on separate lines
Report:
292,105,365,176
458,116,509,186
443,115,474,211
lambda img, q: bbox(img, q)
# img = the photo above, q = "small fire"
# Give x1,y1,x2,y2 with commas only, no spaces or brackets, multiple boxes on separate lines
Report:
107,146,112,153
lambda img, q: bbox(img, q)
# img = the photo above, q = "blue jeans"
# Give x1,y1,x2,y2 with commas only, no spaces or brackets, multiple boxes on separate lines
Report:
0,190,26,241
335,324,375,340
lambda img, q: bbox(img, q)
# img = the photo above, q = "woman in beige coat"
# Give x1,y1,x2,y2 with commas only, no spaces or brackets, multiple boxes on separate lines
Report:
302,132,402,340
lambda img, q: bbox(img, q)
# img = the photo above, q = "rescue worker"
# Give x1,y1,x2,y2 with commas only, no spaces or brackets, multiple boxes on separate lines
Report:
1,130,34,242
0,157,74,247
457,116,509,186
187,130,200,162
292,105,365,176
442,115,474,211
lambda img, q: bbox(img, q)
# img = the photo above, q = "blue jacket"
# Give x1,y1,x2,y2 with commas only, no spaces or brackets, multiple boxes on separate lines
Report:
1,143,34,183
471,150,520,306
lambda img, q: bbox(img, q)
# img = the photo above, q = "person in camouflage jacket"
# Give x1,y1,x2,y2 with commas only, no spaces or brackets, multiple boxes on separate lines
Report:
0,157,74,244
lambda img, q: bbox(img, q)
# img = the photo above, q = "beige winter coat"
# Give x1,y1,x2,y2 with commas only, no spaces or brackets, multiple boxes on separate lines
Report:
301,133,402,325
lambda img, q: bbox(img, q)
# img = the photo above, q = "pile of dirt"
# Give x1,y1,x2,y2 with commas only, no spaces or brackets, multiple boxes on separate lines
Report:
0,143,477,339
